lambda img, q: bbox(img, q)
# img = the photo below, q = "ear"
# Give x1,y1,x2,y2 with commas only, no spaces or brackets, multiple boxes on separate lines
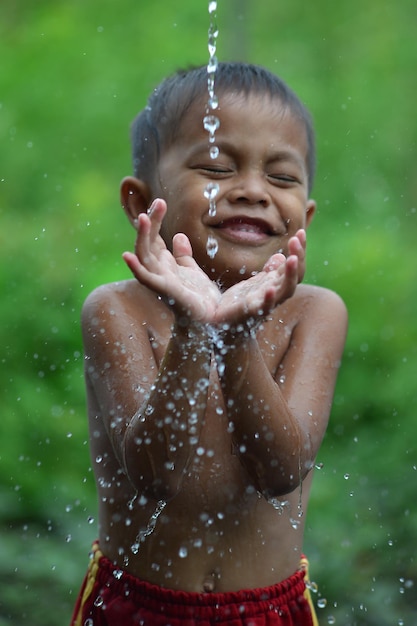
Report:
305,199,316,228
120,176,152,228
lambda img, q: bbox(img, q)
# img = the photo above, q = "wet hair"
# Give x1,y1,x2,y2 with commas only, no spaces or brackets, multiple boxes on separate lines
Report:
130,62,316,192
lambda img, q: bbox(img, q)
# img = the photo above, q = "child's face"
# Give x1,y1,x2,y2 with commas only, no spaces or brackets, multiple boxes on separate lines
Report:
153,93,315,286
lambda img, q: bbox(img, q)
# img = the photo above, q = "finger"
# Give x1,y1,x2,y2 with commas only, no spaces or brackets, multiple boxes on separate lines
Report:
147,198,167,240
134,213,153,261
263,252,286,272
122,250,167,294
134,200,168,265
122,250,143,279
267,255,298,307
283,255,299,293
288,234,303,257
288,232,306,282
295,228,306,247
172,233,194,266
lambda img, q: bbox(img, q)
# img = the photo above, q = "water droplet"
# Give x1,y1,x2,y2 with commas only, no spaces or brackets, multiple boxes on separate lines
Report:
206,235,219,258
203,115,220,141
209,146,219,159
207,56,218,74
344,473,350,480
127,494,137,510
208,1,217,13
84,619,94,626
327,617,336,624
204,182,219,201
306,581,318,593
179,546,188,558
65,534,72,542
93,595,104,607
113,569,123,580
267,498,289,514
208,95,218,110
317,597,327,608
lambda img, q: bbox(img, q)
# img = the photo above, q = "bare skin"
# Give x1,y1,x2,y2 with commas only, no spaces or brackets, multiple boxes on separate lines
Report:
82,94,347,594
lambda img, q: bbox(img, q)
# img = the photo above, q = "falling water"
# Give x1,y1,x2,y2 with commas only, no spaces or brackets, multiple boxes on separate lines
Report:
204,181,220,217
130,499,166,554
204,0,220,257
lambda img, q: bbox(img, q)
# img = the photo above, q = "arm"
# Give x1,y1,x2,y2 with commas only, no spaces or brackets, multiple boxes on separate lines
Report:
122,319,212,500
215,287,347,498
84,199,221,501
82,286,213,502
210,232,347,498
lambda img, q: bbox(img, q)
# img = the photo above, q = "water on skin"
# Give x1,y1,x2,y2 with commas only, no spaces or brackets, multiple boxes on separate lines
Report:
130,499,167,555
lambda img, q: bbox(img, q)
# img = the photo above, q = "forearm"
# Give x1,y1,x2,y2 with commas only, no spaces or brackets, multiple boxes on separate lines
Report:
215,329,310,498
123,320,212,500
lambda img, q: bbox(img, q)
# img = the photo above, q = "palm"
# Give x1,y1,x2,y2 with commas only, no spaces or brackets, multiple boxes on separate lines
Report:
123,200,221,322
123,199,306,328
213,253,297,327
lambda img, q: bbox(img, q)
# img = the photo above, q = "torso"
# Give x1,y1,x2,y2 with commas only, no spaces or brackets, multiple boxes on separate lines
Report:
86,279,320,592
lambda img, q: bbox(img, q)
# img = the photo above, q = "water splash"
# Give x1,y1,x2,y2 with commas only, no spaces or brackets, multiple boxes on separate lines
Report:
267,498,290,514
130,499,166,554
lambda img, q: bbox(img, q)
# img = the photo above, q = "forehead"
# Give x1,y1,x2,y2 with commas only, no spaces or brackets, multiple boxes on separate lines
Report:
175,92,309,157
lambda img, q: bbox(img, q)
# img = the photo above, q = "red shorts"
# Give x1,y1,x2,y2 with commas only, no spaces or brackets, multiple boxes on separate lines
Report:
71,542,318,626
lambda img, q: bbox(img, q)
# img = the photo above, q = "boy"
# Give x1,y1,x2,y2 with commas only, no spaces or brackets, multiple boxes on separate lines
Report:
71,63,347,625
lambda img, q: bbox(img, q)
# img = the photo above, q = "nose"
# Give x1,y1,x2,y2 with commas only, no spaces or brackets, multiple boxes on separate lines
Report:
226,172,271,207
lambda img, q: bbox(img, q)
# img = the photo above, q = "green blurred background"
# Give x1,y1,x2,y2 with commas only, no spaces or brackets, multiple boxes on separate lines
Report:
1,1,416,624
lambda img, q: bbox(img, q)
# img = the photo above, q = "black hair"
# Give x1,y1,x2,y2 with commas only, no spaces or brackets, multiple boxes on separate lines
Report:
130,62,316,192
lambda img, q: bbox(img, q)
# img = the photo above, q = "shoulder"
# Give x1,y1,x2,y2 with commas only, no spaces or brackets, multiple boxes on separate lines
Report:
295,283,347,319
82,280,149,320
291,284,348,351
81,279,162,339
81,280,173,344
273,284,347,347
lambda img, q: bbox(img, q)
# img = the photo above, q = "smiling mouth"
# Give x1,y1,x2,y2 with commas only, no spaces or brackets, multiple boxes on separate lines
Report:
215,217,274,236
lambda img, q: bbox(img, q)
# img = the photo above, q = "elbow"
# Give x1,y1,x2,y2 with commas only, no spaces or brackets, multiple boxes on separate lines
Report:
123,433,185,502
238,448,314,499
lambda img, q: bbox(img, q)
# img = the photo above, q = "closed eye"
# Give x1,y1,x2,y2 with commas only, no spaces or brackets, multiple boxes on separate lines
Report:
192,164,233,177
267,173,300,187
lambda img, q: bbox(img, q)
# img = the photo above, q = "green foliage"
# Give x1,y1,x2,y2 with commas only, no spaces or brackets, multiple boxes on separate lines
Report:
1,0,416,623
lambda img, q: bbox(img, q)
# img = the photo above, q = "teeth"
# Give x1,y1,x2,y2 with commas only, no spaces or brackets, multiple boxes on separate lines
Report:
228,221,265,233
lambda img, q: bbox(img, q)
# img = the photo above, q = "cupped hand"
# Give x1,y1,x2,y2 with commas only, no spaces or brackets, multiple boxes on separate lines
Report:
122,199,221,322
123,203,307,329
213,229,307,329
